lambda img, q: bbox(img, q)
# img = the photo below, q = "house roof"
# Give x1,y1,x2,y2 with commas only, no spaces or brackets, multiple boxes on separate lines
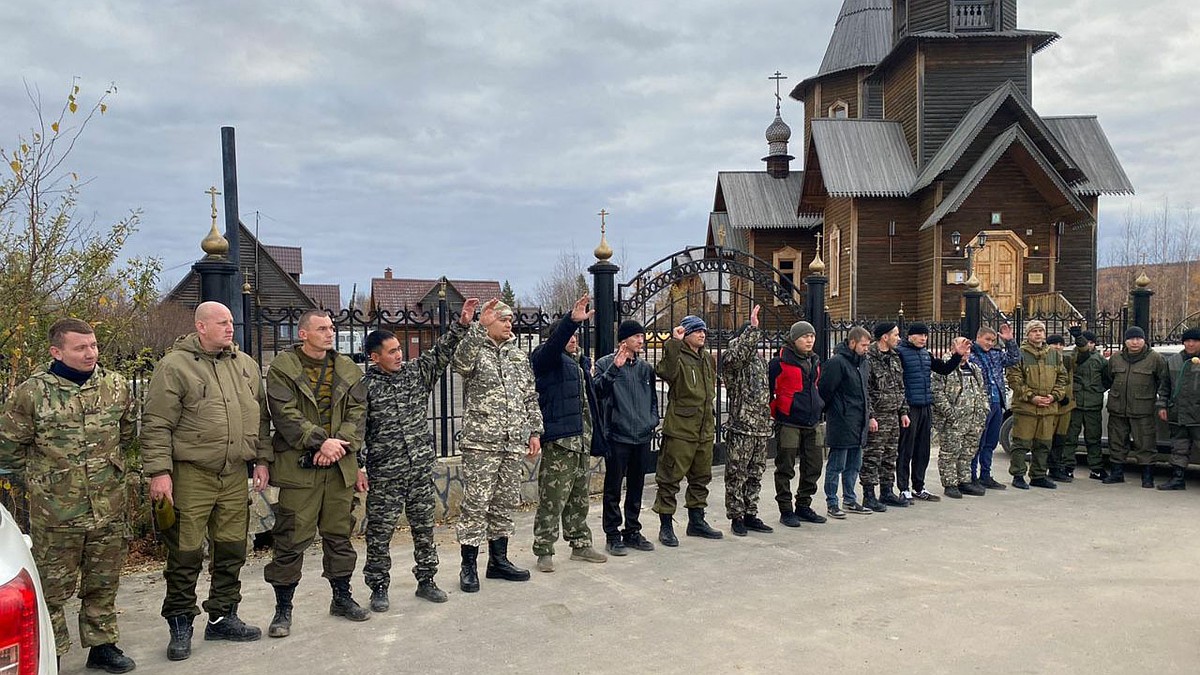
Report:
371,277,502,314
809,119,916,197
263,245,303,276
921,123,1093,230
706,211,747,252
910,80,1079,194
1043,116,1135,196
300,283,342,312
714,171,810,230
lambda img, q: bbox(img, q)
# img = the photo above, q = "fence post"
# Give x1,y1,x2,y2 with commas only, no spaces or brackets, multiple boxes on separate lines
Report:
1130,271,1153,345
805,256,830,360
589,227,619,359
962,278,983,339
437,278,450,456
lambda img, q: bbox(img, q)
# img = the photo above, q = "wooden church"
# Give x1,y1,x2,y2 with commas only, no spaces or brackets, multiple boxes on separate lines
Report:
706,0,1133,321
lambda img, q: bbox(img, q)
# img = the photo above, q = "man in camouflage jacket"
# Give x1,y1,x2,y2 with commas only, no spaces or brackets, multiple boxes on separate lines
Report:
863,322,909,511
932,357,989,498
452,299,543,592
720,305,775,536
0,319,137,672
360,298,476,610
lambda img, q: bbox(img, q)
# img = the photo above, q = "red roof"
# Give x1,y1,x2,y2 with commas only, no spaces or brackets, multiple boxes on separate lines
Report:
263,245,303,276
300,283,342,311
371,278,501,314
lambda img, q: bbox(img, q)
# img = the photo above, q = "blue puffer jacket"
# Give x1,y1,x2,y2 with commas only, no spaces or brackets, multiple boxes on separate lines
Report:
969,339,1021,407
896,339,962,406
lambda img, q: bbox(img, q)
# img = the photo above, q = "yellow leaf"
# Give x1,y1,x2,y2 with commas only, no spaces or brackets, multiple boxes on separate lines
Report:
69,101,77,113
51,122,59,133
100,103,107,114
9,160,19,174
20,143,28,153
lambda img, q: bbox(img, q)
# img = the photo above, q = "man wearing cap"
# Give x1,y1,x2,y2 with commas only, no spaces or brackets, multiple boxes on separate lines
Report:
595,319,659,555
452,299,543,590
529,294,608,572
1101,326,1169,487
769,320,826,526
863,322,908,510
895,324,971,502
653,315,722,545
1157,327,1200,490
1006,320,1069,489
720,305,776,535
1065,327,1108,480
1046,333,1079,482
969,324,1020,491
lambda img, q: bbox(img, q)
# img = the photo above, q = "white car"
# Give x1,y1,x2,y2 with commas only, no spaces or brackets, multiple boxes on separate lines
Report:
0,503,57,675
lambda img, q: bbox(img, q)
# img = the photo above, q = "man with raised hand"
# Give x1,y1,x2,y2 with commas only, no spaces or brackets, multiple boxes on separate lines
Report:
969,324,1020,491
720,304,775,536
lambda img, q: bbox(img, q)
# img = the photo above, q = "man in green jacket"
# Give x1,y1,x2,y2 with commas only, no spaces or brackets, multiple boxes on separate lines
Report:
653,315,722,545
1155,327,1200,490
263,310,370,637
1005,320,1068,489
1,318,137,672
1102,326,1170,487
1065,328,1109,480
143,301,271,661
1047,334,1079,482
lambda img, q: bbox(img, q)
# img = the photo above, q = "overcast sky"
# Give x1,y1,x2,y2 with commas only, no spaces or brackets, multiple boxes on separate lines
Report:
2,0,1197,304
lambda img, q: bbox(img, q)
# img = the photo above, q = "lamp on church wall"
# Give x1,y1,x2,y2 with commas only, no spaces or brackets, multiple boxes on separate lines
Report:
951,230,962,253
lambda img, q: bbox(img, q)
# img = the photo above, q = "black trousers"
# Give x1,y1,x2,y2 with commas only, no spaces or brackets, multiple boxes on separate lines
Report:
602,441,651,538
897,404,933,493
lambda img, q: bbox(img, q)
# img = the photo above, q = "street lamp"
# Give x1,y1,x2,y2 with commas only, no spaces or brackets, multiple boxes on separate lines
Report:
951,230,962,252
964,231,988,287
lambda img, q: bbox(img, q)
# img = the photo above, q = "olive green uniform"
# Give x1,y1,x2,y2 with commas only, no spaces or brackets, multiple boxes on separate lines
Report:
653,338,717,515
1066,344,1108,471
1006,341,1068,479
1161,349,1200,468
1102,348,1169,466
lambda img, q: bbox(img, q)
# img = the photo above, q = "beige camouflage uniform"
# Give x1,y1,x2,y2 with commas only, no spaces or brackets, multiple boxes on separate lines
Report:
0,364,136,656
721,324,773,519
452,322,543,547
932,361,989,487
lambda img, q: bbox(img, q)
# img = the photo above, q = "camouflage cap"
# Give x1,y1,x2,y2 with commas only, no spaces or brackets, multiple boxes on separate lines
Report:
494,301,514,319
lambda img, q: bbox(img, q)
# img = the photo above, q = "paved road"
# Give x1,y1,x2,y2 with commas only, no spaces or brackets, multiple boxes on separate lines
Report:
58,452,1200,674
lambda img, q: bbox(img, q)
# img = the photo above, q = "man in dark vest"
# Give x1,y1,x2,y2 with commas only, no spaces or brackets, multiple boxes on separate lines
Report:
769,320,826,527
1102,326,1170,487
1157,327,1200,490
895,324,971,503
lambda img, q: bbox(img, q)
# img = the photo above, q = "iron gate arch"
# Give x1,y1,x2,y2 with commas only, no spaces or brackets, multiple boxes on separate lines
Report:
616,245,808,462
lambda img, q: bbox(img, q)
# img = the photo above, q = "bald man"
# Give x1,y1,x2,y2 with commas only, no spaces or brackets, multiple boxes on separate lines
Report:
143,301,271,661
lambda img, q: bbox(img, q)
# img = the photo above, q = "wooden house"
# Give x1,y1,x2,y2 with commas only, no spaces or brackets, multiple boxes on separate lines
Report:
708,0,1133,321
369,270,501,358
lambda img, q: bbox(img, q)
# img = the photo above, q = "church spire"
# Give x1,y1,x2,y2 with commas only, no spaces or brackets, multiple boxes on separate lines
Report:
763,71,794,179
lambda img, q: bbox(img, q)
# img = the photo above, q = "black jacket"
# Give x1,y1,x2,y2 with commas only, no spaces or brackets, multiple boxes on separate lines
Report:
530,318,608,456
820,343,871,448
594,352,658,445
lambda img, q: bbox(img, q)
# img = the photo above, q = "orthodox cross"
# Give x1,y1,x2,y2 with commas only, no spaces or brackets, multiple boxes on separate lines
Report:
769,71,788,113
597,208,609,235
814,229,823,258
206,186,221,223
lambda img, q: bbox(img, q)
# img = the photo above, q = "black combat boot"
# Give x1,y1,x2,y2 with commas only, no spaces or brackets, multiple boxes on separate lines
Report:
165,614,194,660
779,505,802,527
1012,476,1030,490
369,584,389,612
730,516,748,537
268,583,295,638
415,579,448,603
1029,476,1057,489
685,508,723,539
879,488,908,508
329,576,370,622
485,537,531,581
1158,467,1186,490
658,513,680,546
204,604,261,642
86,643,136,673
1141,465,1155,489
1102,463,1125,484
459,544,480,593
980,476,1006,490
943,485,963,499
795,504,827,524
959,482,986,497
863,486,887,513
743,514,774,532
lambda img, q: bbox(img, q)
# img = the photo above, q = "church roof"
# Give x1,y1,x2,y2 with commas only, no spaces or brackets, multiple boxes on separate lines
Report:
910,29,1059,53
1043,116,1135,196
911,80,1079,194
792,0,891,99
809,119,916,197
714,171,810,229
921,123,1093,230
707,212,748,252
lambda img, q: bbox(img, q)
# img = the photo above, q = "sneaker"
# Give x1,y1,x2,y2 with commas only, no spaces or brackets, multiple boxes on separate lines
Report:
742,515,775,533
980,476,1007,490
1089,469,1109,481
623,531,655,551
796,506,828,524
842,501,872,515
536,554,555,572
900,490,915,505
1029,476,1057,489
826,504,847,519
1012,476,1030,490
605,537,628,557
914,489,941,502
569,547,608,563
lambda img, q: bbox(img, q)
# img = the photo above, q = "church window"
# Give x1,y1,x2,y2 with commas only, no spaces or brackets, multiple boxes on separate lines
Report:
828,228,841,297
828,100,849,119
772,246,801,305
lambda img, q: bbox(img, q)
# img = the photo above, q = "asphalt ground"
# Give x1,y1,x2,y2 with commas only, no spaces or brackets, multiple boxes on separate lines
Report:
56,450,1200,674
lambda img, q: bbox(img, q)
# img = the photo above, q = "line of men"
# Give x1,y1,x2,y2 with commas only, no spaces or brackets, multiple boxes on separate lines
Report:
4,299,1199,672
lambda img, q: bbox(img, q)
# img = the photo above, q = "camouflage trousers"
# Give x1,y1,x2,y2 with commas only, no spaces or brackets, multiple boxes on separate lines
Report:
935,417,983,487
861,413,901,489
363,462,439,590
456,447,525,547
31,520,126,655
724,430,768,519
532,441,593,556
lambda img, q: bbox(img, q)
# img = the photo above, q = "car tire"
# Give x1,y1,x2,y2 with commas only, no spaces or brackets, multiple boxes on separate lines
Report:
999,415,1014,454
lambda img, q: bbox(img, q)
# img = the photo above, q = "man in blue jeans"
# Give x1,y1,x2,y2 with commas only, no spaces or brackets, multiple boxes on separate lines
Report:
819,327,873,518
969,324,1020,491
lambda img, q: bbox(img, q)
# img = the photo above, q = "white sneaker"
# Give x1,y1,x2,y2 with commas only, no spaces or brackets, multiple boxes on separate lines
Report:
900,490,913,500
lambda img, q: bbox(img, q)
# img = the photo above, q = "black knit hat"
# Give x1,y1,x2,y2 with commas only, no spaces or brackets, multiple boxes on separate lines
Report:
1124,326,1146,340
907,322,930,336
1081,330,1098,344
873,321,898,340
1047,334,1065,346
617,319,645,342
1183,327,1200,341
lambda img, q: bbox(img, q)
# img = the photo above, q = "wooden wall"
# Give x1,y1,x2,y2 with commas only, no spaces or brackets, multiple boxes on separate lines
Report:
748,228,820,312
855,198,920,317
909,0,950,33
1001,0,1018,31
1057,196,1098,314
824,198,854,318
819,71,860,120
884,50,920,164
